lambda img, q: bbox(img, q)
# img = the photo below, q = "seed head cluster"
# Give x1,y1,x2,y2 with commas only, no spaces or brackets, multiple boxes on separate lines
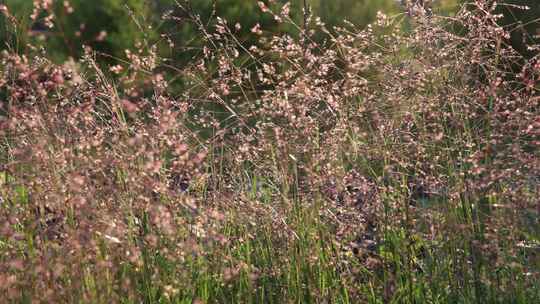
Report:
0,0,538,302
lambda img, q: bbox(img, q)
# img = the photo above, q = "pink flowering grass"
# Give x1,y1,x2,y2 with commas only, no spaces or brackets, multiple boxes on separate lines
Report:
0,1,539,302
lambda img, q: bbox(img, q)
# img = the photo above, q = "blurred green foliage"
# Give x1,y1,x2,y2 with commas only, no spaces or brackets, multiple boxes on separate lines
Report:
1,0,538,64
0,0,404,64
0,0,159,62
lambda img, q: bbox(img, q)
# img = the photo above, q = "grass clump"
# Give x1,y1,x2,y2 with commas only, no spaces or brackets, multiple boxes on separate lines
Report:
0,1,539,303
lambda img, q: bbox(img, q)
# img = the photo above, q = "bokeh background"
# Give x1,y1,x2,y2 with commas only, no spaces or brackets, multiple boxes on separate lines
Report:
0,0,539,64
0,0,458,63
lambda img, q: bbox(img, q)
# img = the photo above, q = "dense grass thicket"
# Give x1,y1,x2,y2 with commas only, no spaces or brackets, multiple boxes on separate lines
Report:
0,1,539,303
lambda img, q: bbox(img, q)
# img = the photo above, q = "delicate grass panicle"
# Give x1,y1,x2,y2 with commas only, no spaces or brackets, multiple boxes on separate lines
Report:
0,0,539,303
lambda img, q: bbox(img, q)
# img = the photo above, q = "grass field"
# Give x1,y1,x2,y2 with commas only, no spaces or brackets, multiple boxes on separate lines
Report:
0,1,539,303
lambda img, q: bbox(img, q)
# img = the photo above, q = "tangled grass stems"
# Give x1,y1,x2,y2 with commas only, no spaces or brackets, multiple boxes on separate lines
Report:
0,0,539,303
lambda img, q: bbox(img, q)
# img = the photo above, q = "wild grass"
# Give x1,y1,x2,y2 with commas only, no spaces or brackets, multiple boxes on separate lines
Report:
0,1,539,303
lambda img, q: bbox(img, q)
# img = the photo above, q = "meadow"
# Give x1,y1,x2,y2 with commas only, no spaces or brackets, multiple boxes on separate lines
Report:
0,1,539,303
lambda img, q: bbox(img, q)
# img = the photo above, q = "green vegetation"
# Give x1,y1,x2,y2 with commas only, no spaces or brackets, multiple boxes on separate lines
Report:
0,0,403,63
0,1,539,303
